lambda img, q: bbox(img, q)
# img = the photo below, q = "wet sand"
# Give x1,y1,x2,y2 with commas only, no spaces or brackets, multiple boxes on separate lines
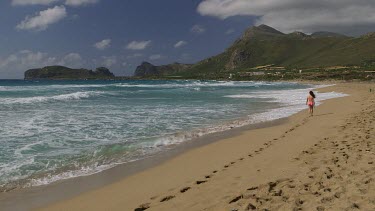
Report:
0,113,287,211
2,82,375,211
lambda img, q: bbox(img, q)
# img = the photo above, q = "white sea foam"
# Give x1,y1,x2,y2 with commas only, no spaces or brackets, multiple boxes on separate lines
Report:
29,163,114,187
225,85,348,121
154,86,348,148
0,84,115,92
0,81,286,92
0,81,348,189
47,84,111,88
0,81,245,91
114,81,283,88
250,91,348,123
0,91,101,105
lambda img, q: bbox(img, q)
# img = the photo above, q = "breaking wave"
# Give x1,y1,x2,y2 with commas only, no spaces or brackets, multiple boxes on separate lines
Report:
0,91,101,105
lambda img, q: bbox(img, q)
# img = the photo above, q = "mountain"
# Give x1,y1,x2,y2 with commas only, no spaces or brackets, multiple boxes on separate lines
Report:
310,31,348,38
133,25,375,78
25,66,115,80
240,24,285,40
134,62,192,77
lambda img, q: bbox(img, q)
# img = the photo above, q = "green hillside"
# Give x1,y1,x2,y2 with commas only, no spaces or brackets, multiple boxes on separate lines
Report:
134,62,192,77
131,25,375,80
175,25,375,78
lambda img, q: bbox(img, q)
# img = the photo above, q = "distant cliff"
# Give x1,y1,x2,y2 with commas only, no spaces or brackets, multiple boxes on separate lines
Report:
133,25,375,79
24,66,115,80
134,62,192,77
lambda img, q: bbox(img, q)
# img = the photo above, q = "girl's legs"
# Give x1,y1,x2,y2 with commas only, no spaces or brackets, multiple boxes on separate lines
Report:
309,105,313,116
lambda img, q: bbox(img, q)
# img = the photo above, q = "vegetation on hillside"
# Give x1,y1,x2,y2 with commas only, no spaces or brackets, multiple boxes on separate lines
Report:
134,25,375,81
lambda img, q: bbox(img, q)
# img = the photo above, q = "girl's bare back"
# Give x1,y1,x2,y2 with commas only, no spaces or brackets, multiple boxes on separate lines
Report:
307,95,314,106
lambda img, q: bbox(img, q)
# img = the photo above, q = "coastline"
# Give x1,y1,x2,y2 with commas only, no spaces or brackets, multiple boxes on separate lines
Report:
1,82,373,210
0,115,287,211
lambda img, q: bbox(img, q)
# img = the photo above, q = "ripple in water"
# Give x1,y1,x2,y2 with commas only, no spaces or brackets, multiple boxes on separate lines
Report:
0,80,347,190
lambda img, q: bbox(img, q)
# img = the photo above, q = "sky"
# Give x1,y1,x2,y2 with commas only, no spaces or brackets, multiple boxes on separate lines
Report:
1,0,375,79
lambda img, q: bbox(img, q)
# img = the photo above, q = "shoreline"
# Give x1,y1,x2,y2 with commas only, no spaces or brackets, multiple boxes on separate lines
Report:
1,82,373,210
0,110,288,211
0,81,321,192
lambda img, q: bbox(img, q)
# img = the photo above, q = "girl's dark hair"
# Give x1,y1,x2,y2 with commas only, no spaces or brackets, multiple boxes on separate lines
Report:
309,91,316,98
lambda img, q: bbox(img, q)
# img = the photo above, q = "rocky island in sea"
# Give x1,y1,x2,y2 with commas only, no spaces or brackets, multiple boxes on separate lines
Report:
24,66,115,80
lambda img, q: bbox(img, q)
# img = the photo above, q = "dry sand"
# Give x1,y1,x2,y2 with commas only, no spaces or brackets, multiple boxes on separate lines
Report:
33,82,375,210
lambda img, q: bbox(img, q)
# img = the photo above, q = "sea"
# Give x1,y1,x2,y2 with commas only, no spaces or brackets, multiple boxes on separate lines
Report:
0,80,347,190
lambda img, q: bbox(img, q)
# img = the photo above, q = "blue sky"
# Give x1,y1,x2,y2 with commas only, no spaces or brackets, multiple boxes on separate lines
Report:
0,0,256,78
1,0,375,78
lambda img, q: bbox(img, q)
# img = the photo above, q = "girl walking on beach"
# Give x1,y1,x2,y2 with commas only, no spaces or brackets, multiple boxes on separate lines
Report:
306,91,316,116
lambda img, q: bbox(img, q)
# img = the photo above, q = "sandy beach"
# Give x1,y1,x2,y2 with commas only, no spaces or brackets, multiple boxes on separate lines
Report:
2,1,375,210
2,82,374,211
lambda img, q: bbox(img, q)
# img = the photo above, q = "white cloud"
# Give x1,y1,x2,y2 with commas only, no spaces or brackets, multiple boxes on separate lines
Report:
57,53,84,68
70,14,80,20
179,53,191,62
0,51,56,68
197,0,375,33
94,39,111,50
126,40,151,50
101,56,117,67
174,41,188,48
0,51,89,78
226,29,235,34
191,24,206,34
149,54,164,60
65,0,98,6
16,5,67,31
19,50,33,54
0,50,57,78
12,0,58,6
126,53,143,59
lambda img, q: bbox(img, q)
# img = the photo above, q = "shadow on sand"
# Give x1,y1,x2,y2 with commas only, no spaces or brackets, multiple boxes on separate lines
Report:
313,113,334,117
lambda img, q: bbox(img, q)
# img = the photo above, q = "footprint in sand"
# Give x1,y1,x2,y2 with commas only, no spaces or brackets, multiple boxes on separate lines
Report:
246,203,257,210
134,203,150,211
180,187,191,193
196,180,207,185
247,186,258,191
228,195,243,204
160,195,175,202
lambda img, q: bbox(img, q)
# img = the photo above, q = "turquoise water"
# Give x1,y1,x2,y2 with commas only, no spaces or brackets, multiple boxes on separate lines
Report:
0,80,345,189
